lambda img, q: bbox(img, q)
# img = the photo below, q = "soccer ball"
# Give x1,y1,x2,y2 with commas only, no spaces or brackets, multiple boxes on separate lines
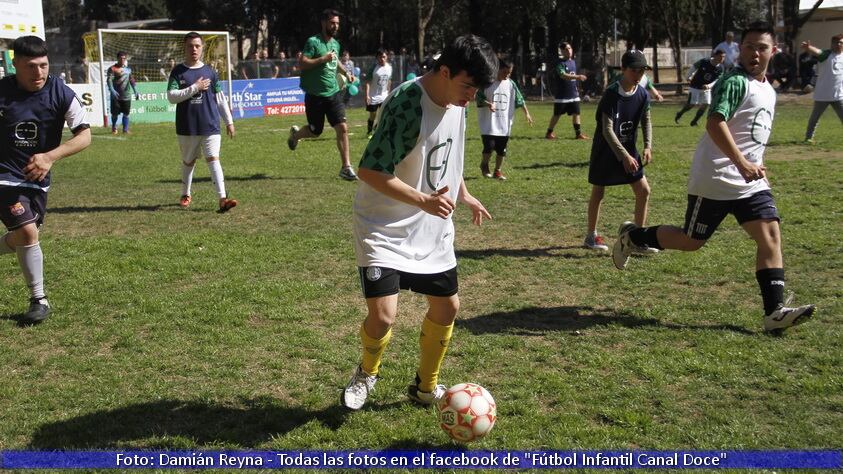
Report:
436,383,496,443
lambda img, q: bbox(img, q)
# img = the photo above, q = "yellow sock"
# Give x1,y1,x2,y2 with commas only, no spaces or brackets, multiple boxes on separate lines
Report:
417,317,454,392
360,324,391,376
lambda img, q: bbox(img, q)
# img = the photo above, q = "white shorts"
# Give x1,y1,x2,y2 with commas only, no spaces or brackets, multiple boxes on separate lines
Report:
688,87,712,105
177,134,221,163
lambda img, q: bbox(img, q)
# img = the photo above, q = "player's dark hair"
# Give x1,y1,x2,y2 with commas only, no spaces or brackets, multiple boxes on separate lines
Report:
12,36,48,58
559,41,572,50
434,34,498,89
498,56,513,69
741,22,775,42
376,48,387,57
713,49,725,55
184,31,203,43
832,34,843,43
117,51,127,58
322,8,341,20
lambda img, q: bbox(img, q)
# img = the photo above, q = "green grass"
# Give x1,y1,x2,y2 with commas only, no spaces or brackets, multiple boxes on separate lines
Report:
1,96,841,455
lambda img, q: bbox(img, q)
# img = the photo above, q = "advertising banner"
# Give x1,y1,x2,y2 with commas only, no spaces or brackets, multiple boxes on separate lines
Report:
0,0,45,40
67,83,104,127
96,78,304,126
229,77,305,119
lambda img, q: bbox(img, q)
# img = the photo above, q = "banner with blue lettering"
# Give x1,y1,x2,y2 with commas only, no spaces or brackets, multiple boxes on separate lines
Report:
1,450,840,469
227,77,305,119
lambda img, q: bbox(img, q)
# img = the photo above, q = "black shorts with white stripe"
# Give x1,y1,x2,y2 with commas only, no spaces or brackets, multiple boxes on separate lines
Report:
683,191,780,240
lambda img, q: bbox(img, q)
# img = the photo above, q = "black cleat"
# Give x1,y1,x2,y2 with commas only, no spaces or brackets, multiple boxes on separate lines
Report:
22,297,50,324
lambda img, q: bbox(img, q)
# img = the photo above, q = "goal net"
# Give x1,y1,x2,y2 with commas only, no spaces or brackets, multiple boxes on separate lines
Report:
82,29,232,124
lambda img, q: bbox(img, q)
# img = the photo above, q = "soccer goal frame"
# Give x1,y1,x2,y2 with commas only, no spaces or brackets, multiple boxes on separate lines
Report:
91,29,233,126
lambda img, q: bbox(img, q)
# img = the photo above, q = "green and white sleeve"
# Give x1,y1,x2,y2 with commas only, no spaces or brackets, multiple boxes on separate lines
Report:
359,83,423,175
709,72,747,121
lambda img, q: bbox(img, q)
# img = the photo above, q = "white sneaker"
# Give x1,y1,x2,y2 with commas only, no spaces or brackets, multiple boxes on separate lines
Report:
287,125,299,151
633,245,660,255
612,221,638,269
341,365,377,410
764,293,815,331
406,375,446,406
339,167,359,181
583,234,609,251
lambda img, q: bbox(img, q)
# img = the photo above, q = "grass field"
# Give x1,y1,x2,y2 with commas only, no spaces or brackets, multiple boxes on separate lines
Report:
1,95,841,456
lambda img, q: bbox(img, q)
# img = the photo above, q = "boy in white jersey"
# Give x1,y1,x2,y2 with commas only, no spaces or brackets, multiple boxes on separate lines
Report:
801,34,843,143
476,58,533,180
612,22,815,332
167,32,237,213
342,35,496,410
364,48,392,139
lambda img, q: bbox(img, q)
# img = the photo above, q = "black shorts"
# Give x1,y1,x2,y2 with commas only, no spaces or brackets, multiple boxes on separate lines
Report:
111,98,131,116
481,135,509,155
358,266,458,298
588,150,644,186
683,191,780,240
0,186,47,231
366,103,382,113
553,101,581,116
305,92,346,136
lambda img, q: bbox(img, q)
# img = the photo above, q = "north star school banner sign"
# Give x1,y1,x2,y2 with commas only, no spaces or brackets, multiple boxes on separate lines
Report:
100,78,304,126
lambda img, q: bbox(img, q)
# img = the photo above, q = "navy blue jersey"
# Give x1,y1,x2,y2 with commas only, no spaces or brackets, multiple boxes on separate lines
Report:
689,58,723,89
554,58,580,102
0,75,87,191
588,81,650,186
168,63,222,135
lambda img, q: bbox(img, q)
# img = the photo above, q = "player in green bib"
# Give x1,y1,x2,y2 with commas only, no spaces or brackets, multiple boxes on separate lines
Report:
287,9,358,181
613,22,815,332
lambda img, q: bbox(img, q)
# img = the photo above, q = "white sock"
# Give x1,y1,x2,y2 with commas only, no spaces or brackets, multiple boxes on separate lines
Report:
181,162,195,196
16,242,45,299
207,159,226,198
0,233,14,255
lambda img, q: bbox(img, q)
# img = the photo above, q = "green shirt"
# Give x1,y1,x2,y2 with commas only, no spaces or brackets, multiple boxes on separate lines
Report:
300,35,341,97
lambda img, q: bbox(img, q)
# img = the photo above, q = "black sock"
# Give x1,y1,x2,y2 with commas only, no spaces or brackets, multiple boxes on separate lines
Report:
574,123,581,135
691,108,706,124
547,128,554,134
367,120,374,134
628,226,663,250
756,268,785,315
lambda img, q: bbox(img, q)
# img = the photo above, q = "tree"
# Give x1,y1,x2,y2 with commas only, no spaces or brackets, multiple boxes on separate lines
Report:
85,0,169,22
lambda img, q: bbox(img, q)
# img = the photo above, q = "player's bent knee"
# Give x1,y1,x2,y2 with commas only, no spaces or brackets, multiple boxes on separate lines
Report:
12,224,39,246
308,124,323,136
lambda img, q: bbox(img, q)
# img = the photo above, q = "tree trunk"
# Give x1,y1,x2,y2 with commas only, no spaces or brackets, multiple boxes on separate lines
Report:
417,0,435,64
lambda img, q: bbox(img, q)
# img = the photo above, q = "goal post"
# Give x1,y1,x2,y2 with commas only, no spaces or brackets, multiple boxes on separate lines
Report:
83,29,233,126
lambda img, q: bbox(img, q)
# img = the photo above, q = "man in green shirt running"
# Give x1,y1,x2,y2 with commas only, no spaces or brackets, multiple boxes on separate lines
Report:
287,8,358,181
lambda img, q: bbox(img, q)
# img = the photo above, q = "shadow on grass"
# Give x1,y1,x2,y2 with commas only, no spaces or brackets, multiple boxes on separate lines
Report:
29,397,351,449
457,306,755,335
155,173,318,184
0,312,41,328
457,246,594,260
513,161,588,170
49,204,181,214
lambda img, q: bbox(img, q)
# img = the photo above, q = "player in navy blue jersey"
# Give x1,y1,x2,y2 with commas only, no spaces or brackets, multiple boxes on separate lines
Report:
584,50,655,254
675,50,725,126
167,32,237,213
546,42,589,140
0,36,91,324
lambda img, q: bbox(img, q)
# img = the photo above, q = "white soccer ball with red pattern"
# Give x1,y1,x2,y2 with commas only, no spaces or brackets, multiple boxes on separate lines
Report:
436,383,496,442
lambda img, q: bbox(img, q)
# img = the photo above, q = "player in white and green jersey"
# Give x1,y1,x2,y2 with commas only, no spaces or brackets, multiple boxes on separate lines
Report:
613,22,815,332
341,35,497,411
364,48,392,138
801,34,843,142
476,58,533,180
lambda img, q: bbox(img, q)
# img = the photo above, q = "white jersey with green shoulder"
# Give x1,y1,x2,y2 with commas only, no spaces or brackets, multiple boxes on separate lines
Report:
476,79,525,136
353,78,466,273
367,63,393,105
688,67,774,200
813,49,843,102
